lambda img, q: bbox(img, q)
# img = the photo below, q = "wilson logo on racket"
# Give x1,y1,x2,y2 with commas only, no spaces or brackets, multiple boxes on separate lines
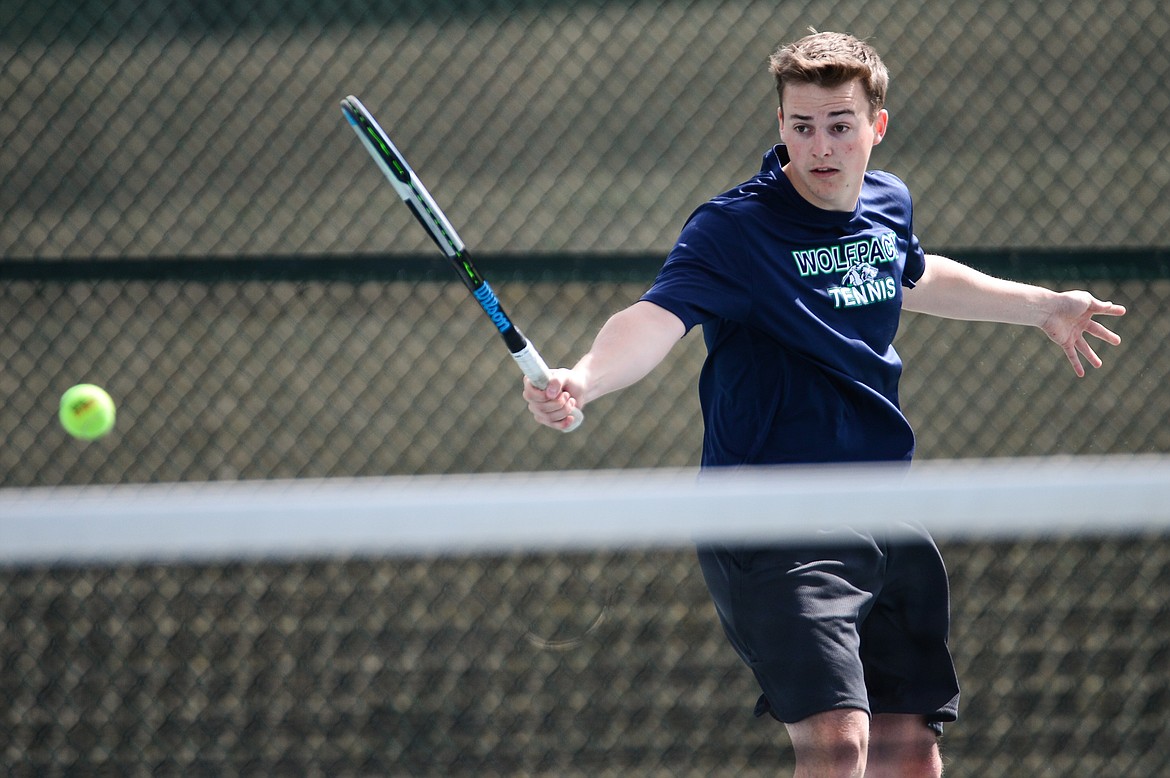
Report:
472,283,513,334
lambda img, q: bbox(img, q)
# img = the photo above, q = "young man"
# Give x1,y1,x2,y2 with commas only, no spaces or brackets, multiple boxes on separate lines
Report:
523,31,1125,777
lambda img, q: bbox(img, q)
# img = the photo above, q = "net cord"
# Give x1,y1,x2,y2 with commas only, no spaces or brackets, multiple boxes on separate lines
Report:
2,455,1168,567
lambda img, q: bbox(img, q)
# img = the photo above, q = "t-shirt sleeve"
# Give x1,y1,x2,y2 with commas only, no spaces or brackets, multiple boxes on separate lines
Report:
640,205,753,331
903,229,926,287
900,178,926,287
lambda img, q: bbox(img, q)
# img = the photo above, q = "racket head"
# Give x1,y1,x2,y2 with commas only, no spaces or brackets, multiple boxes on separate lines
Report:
340,95,465,258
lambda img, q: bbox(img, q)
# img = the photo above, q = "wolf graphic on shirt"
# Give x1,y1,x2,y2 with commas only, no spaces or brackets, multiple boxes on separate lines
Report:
841,261,879,287
829,259,897,309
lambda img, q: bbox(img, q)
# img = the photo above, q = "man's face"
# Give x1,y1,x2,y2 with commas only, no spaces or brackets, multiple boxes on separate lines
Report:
778,79,888,212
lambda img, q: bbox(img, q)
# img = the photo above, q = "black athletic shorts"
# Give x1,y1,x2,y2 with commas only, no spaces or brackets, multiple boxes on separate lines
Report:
696,522,960,732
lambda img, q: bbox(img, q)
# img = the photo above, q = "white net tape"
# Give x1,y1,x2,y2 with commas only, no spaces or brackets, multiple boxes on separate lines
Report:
3,455,1168,566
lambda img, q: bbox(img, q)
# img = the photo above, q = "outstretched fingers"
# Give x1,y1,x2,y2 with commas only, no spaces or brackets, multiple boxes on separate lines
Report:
1046,293,1126,377
1084,317,1123,347
1070,335,1100,377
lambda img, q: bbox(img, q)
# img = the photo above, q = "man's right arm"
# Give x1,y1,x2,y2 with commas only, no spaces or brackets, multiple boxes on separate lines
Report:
523,300,687,430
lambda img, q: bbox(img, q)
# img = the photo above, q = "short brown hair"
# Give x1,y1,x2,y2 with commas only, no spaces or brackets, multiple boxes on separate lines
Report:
768,31,888,120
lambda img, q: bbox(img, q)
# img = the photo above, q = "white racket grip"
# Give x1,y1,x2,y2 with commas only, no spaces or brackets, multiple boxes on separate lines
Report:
512,342,584,433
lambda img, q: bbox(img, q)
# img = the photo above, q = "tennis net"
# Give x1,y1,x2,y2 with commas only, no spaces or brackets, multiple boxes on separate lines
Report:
2,456,1169,776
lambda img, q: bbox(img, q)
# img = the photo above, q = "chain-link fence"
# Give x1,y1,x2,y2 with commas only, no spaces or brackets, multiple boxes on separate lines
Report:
4,259,1169,486
3,0,1169,259
2,537,1167,777
4,1,1170,775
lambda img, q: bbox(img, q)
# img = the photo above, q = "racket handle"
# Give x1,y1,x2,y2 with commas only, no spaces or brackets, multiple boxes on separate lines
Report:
512,342,584,433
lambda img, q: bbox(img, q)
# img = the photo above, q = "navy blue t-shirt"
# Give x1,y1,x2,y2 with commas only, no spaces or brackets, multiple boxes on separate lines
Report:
642,146,926,467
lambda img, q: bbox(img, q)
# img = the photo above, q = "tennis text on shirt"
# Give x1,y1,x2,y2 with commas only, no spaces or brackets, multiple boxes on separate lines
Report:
791,231,899,309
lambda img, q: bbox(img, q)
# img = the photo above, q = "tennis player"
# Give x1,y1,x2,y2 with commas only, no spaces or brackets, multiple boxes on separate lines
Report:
523,31,1125,777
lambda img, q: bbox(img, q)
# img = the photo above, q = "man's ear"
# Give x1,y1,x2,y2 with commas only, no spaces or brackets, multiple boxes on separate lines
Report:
872,109,889,146
777,106,786,142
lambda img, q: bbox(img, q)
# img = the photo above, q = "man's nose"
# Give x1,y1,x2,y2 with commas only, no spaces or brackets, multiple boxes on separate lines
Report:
811,132,833,157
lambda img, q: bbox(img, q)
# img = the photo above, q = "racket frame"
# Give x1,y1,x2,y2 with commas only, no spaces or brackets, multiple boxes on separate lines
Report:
340,95,581,432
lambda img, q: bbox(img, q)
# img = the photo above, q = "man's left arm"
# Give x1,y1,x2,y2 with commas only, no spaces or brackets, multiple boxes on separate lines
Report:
902,253,1127,377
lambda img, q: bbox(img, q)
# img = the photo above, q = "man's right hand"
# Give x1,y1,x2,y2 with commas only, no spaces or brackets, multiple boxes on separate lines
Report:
523,371,583,431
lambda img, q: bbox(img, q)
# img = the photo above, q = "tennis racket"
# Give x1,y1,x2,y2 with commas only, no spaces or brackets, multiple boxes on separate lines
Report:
340,95,583,432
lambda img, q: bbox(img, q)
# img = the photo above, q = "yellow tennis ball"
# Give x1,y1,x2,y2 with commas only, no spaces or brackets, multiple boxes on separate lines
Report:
59,384,116,440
